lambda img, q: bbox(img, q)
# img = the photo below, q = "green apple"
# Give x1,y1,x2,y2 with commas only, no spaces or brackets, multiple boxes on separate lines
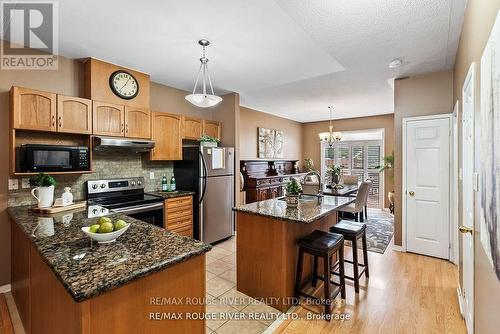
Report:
89,224,100,233
99,222,114,233
97,216,112,225
114,219,127,231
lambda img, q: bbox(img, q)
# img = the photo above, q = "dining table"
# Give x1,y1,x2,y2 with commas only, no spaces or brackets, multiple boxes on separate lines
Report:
322,183,359,197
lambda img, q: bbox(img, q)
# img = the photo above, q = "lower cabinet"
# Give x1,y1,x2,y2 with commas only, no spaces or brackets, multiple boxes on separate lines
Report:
164,196,193,238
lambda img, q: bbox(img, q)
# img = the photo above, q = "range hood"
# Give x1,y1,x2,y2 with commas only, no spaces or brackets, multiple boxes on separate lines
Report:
93,136,155,152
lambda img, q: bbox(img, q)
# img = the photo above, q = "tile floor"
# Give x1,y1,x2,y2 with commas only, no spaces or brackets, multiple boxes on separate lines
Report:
205,236,281,334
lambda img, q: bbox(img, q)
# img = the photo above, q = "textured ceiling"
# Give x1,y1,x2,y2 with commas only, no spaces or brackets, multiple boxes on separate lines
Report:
2,0,467,122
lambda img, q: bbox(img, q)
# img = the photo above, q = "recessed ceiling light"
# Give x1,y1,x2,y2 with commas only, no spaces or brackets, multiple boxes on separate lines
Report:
389,58,403,69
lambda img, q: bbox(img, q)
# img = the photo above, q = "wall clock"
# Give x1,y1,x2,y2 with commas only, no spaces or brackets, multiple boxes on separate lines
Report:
109,70,139,99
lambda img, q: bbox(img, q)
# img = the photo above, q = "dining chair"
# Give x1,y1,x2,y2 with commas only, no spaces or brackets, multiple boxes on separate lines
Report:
338,180,372,222
342,175,359,185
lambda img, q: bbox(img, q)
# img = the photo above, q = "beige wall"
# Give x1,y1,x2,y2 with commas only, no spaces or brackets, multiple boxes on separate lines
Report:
453,0,500,332
393,70,454,246
302,114,395,208
239,107,303,161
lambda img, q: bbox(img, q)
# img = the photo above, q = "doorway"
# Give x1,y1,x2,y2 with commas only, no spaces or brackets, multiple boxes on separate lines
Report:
403,114,452,259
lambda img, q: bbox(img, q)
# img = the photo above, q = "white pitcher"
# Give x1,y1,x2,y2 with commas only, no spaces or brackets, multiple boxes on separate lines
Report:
31,185,55,208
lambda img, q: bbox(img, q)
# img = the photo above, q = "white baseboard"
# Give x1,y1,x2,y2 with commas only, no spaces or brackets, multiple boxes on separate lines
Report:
391,236,404,252
0,283,11,294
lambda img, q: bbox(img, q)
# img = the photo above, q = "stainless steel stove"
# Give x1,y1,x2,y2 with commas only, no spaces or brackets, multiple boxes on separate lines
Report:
87,177,164,227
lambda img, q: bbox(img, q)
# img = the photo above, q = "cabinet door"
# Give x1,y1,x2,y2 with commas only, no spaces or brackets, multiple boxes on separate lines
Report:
257,188,270,201
202,120,221,140
270,186,280,199
150,112,182,160
92,101,125,136
11,86,56,131
182,116,203,140
125,107,151,139
56,95,92,134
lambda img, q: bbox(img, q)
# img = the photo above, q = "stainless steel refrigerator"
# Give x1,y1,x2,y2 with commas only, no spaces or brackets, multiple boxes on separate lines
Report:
174,145,234,243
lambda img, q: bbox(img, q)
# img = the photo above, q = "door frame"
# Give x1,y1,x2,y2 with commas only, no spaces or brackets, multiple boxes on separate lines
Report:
402,113,454,260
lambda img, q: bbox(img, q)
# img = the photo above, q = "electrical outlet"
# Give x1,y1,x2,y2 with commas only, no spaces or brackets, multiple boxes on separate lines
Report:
8,179,19,190
149,172,155,180
22,178,30,189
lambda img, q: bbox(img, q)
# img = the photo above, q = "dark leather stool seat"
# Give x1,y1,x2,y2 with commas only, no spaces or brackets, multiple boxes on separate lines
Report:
330,220,370,293
294,230,346,321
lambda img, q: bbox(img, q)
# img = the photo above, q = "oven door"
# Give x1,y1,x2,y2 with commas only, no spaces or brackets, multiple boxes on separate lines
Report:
111,202,164,228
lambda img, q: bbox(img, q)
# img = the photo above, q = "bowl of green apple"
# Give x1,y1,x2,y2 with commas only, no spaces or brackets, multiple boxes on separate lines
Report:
81,216,130,244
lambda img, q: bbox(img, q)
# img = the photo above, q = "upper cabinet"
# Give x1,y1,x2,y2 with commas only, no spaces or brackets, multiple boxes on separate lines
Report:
92,101,125,136
203,120,221,140
124,107,151,139
182,116,203,140
151,112,182,160
56,95,92,134
11,87,56,132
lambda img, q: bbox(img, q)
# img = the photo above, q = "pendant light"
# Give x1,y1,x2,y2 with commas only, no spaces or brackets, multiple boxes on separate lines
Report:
185,39,222,108
318,106,342,147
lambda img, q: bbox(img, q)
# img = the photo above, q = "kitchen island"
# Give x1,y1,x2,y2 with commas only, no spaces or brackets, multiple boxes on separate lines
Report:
8,205,211,334
233,195,354,312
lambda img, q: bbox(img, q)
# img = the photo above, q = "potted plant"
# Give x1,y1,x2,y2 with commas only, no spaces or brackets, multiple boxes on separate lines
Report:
198,135,220,147
304,158,315,172
327,165,343,188
285,178,301,207
29,173,57,208
377,152,395,213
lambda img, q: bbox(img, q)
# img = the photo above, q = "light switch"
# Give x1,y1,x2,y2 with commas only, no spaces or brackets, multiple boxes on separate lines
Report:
149,172,155,180
8,179,19,190
22,178,30,189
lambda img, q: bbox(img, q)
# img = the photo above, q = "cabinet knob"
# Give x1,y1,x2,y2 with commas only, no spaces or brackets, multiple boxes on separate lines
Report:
51,115,55,126
58,116,62,128
126,124,129,133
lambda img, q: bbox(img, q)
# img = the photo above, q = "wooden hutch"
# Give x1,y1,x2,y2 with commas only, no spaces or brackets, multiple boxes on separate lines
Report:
240,160,307,203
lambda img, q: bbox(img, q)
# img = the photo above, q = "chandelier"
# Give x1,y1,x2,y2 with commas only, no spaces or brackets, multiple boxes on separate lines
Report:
318,106,342,147
185,39,223,108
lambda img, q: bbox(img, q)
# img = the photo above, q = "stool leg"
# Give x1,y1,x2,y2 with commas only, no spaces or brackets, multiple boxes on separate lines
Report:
355,213,359,222
312,255,318,287
362,233,369,278
360,211,364,222
364,205,368,219
294,248,304,303
352,238,360,293
339,246,346,299
323,255,331,318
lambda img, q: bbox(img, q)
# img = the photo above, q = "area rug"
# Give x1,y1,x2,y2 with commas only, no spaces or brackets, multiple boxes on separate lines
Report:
343,209,394,254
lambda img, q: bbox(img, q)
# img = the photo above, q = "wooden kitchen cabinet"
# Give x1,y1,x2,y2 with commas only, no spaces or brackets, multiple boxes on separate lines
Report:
150,112,182,160
92,101,125,136
182,116,203,140
124,106,151,139
56,95,92,134
11,86,57,132
202,120,221,140
164,196,193,238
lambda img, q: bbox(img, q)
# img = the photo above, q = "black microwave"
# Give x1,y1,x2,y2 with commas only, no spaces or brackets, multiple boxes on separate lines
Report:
21,144,89,172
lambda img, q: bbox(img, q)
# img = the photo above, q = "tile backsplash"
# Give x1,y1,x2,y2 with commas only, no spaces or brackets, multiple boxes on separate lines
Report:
8,150,173,207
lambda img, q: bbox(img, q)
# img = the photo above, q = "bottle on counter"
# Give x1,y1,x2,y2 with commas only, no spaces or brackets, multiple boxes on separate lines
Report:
161,175,168,192
170,174,176,191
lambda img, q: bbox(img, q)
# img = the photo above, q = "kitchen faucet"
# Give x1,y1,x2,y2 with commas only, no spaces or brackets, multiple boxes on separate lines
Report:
301,171,323,196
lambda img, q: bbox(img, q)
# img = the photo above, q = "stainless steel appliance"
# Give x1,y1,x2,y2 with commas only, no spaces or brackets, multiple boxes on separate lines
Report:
21,144,89,172
174,146,234,243
86,177,164,228
93,136,155,152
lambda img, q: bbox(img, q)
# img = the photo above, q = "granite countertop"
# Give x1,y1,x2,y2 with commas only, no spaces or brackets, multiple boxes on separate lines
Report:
233,195,355,223
150,190,195,199
7,205,211,302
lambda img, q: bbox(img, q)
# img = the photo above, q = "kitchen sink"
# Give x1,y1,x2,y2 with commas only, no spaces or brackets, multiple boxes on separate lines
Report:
278,194,323,202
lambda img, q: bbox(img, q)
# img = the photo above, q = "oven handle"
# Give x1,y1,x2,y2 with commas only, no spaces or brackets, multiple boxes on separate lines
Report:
111,202,164,215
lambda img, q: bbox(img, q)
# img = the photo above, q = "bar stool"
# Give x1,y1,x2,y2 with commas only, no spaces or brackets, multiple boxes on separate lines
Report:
330,220,369,293
294,230,346,320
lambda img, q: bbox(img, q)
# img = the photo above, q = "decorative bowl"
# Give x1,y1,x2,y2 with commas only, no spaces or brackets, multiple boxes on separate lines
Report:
81,223,130,244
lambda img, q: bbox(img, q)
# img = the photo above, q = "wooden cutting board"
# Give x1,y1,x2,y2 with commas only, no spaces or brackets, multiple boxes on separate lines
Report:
31,201,87,214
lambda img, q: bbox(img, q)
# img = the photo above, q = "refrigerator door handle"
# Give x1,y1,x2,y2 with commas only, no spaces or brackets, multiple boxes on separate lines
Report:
199,151,208,203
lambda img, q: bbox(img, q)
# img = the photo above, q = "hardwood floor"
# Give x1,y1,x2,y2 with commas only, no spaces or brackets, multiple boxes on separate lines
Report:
0,294,14,334
274,248,466,333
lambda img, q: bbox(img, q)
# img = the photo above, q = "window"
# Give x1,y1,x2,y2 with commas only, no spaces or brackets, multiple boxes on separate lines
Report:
321,140,384,208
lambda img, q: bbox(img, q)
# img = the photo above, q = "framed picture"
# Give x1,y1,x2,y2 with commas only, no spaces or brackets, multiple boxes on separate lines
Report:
258,127,284,158
480,12,500,280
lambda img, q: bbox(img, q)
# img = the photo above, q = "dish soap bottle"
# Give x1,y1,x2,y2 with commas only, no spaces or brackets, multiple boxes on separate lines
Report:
161,175,168,192
62,187,73,206
170,174,176,191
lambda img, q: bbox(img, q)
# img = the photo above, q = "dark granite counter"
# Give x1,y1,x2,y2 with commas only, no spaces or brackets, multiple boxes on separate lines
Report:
233,195,355,223
150,190,195,199
7,205,211,302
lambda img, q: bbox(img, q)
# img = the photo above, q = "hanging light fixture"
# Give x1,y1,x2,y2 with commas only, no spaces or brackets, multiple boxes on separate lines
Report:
318,106,342,147
185,39,222,108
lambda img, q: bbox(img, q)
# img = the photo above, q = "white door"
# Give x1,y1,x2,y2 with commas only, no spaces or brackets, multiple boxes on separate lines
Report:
405,116,450,259
461,63,475,334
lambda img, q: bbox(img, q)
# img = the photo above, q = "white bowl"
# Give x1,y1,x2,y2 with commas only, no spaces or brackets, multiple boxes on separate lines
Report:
81,223,130,244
